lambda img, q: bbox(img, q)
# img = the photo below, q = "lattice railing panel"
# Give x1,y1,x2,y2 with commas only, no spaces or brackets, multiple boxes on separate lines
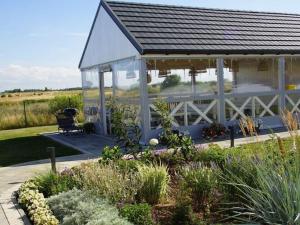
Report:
285,94,300,113
149,99,217,129
225,95,279,121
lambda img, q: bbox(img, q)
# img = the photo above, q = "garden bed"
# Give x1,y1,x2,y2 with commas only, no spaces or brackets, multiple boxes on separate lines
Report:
18,133,300,225
18,105,300,225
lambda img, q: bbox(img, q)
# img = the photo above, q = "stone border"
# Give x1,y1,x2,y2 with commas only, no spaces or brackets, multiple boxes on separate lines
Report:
0,184,31,225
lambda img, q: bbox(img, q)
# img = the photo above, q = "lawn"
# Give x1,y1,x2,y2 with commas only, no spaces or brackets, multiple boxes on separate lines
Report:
0,125,81,167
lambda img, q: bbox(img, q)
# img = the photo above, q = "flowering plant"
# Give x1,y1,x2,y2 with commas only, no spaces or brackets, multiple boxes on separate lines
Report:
18,181,59,225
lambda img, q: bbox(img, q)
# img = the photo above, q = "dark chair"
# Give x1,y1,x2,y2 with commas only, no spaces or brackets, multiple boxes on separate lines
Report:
56,113,83,134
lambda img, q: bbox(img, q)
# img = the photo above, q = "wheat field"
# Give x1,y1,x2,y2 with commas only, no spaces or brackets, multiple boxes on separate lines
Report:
0,90,83,130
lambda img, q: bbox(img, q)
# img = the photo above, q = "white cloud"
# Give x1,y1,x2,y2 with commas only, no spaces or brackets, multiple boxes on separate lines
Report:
0,64,81,91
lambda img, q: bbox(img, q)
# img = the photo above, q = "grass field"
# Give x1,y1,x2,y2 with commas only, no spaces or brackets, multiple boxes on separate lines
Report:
0,90,82,103
0,126,81,167
0,90,83,130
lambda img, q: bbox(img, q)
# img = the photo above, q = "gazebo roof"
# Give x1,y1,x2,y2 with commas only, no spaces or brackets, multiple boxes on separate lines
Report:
102,0,300,55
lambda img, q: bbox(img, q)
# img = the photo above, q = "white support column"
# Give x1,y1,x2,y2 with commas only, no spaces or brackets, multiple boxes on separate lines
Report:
139,59,151,144
112,65,117,98
251,97,256,118
184,102,188,126
99,71,107,135
217,58,225,124
278,57,286,112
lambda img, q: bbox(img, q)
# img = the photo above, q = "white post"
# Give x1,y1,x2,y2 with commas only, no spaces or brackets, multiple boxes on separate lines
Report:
99,71,107,135
278,57,286,112
217,58,225,124
252,97,256,118
139,59,151,144
112,65,117,98
184,102,188,126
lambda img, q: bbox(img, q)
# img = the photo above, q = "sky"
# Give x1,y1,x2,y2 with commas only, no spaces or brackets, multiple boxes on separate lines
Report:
1,0,300,92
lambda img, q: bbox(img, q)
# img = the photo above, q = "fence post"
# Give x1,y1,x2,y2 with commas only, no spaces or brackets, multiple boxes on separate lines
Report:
68,97,71,107
47,147,56,173
23,101,28,127
229,126,235,148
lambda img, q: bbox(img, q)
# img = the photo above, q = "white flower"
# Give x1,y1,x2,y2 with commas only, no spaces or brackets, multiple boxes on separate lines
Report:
149,138,159,146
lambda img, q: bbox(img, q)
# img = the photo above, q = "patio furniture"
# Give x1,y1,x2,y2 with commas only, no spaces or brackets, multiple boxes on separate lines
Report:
56,112,83,134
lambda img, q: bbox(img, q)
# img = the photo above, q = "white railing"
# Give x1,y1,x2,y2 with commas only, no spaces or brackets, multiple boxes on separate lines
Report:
225,93,279,121
149,95,218,128
285,94,300,113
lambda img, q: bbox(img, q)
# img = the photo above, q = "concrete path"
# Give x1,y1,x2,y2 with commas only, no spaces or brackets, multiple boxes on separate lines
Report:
212,130,293,148
44,133,115,156
0,153,96,225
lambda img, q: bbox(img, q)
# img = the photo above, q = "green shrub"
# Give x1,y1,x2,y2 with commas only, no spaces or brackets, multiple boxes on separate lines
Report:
181,163,218,211
179,135,196,161
173,203,205,225
115,159,141,173
76,162,139,203
18,180,59,225
193,144,226,166
120,203,154,225
161,74,181,90
101,145,122,162
83,122,96,134
172,187,204,225
109,101,142,157
1,94,6,98
47,189,132,225
157,151,185,168
137,164,170,205
34,171,77,197
153,100,173,143
49,95,83,113
161,133,196,160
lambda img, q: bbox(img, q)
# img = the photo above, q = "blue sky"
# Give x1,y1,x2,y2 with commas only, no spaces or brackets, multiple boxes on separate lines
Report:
1,0,300,92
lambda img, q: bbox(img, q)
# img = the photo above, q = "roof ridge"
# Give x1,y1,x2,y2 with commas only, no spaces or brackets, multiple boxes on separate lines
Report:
105,0,300,17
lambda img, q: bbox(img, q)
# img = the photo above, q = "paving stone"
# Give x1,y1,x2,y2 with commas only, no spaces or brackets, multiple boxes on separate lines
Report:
0,204,9,225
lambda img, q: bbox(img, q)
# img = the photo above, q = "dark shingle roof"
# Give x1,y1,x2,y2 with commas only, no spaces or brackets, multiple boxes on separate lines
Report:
103,0,300,55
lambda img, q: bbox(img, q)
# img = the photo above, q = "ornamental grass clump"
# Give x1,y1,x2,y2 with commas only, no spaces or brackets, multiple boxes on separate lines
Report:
75,162,140,203
18,181,58,225
180,163,218,213
137,164,170,205
34,170,78,197
223,145,300,224
281,109,299,152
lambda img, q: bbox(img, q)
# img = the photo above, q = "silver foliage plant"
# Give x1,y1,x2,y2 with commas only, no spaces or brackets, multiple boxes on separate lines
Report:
47,189,132,225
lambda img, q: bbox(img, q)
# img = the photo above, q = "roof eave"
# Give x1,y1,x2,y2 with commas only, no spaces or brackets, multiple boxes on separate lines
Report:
142,49,300,55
